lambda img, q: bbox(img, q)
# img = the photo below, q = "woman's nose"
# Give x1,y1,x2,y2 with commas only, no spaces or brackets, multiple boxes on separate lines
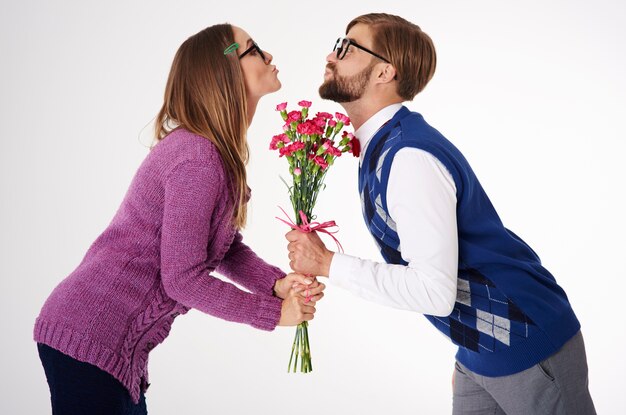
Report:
264,50,273,65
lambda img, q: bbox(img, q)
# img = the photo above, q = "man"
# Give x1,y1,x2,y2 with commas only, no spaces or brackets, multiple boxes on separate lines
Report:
286,13,595,414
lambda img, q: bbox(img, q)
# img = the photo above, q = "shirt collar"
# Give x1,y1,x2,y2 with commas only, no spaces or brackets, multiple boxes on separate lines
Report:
354,103,403,165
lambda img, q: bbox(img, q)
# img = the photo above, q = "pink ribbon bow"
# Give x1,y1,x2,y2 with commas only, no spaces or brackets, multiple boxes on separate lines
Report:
276,206,344,254
276,206,344,303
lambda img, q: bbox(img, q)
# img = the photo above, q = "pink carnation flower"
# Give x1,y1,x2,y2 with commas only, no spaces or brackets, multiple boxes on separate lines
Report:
280,141,306,157
276,102,288,111
287,110,302,123
328,145,342,157
335,112,351,126
312,117,327,128
269,133,290,150
298,100,312,108
313,155,328,170
321,141,341,157
297,120,322,136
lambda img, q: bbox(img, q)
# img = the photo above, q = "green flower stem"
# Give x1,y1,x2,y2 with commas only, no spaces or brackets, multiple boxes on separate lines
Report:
293,325,300,372
303,321,312,372
287,136,337,374
287,328,297,372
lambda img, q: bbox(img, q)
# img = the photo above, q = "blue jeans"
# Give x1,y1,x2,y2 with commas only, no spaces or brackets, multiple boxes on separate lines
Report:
37,343,148,415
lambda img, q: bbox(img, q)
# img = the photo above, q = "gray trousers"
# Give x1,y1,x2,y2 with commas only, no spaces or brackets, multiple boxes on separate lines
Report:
452,331,596,415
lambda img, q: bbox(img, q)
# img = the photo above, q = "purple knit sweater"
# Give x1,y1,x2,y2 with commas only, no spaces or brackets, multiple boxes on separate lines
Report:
33,128,285,403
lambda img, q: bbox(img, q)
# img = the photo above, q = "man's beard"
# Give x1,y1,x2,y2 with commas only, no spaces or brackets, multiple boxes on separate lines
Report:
319,63,375,103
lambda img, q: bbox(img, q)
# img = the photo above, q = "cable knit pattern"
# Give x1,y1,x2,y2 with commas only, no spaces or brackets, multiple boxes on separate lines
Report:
34,128,285,403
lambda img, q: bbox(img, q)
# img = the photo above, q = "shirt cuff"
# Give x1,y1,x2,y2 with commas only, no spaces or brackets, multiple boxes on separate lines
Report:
328,252,358,290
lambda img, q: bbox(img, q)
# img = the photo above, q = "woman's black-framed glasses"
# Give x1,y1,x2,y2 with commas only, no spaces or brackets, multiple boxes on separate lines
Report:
333,37,390,63
239,42,269,64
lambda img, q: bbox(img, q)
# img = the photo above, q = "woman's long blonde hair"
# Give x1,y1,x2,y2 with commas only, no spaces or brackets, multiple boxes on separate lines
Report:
155,24,249,229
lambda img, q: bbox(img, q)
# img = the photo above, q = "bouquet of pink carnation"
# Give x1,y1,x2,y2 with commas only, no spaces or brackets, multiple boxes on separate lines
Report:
270,100,359,373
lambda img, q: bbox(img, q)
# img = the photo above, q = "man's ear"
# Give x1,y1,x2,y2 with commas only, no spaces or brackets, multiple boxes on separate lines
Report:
377,63,397,84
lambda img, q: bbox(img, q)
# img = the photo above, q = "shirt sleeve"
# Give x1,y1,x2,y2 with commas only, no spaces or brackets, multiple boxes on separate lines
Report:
216,231,286,296
329,148,458,316
160,159,282,331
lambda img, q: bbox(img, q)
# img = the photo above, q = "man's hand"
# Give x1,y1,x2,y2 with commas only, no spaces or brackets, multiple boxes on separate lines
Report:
285,230,334,277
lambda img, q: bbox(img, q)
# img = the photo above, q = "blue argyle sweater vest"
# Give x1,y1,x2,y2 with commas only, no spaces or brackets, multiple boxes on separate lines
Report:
358,106,580,376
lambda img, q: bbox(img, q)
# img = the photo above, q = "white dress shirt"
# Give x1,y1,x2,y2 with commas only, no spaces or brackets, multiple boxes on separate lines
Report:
328,104,459,317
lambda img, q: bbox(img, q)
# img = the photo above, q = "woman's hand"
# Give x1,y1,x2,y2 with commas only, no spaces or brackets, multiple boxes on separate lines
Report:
293,279,326,303
274,272,311,299
278,288,317,326
274,273,326,303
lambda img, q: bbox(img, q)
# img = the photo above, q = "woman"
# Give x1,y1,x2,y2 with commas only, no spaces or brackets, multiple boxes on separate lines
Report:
33,24,325,414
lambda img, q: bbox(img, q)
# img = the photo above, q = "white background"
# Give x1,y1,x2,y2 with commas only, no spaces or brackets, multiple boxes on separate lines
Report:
1,0,625,413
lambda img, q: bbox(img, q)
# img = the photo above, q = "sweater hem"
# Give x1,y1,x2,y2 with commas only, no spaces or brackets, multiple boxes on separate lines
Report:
33,318,143,404
454,309,580,377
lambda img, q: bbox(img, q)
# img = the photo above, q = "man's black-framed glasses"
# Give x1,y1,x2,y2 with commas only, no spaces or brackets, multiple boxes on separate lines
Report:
239,41,269,64
333,37,390,63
